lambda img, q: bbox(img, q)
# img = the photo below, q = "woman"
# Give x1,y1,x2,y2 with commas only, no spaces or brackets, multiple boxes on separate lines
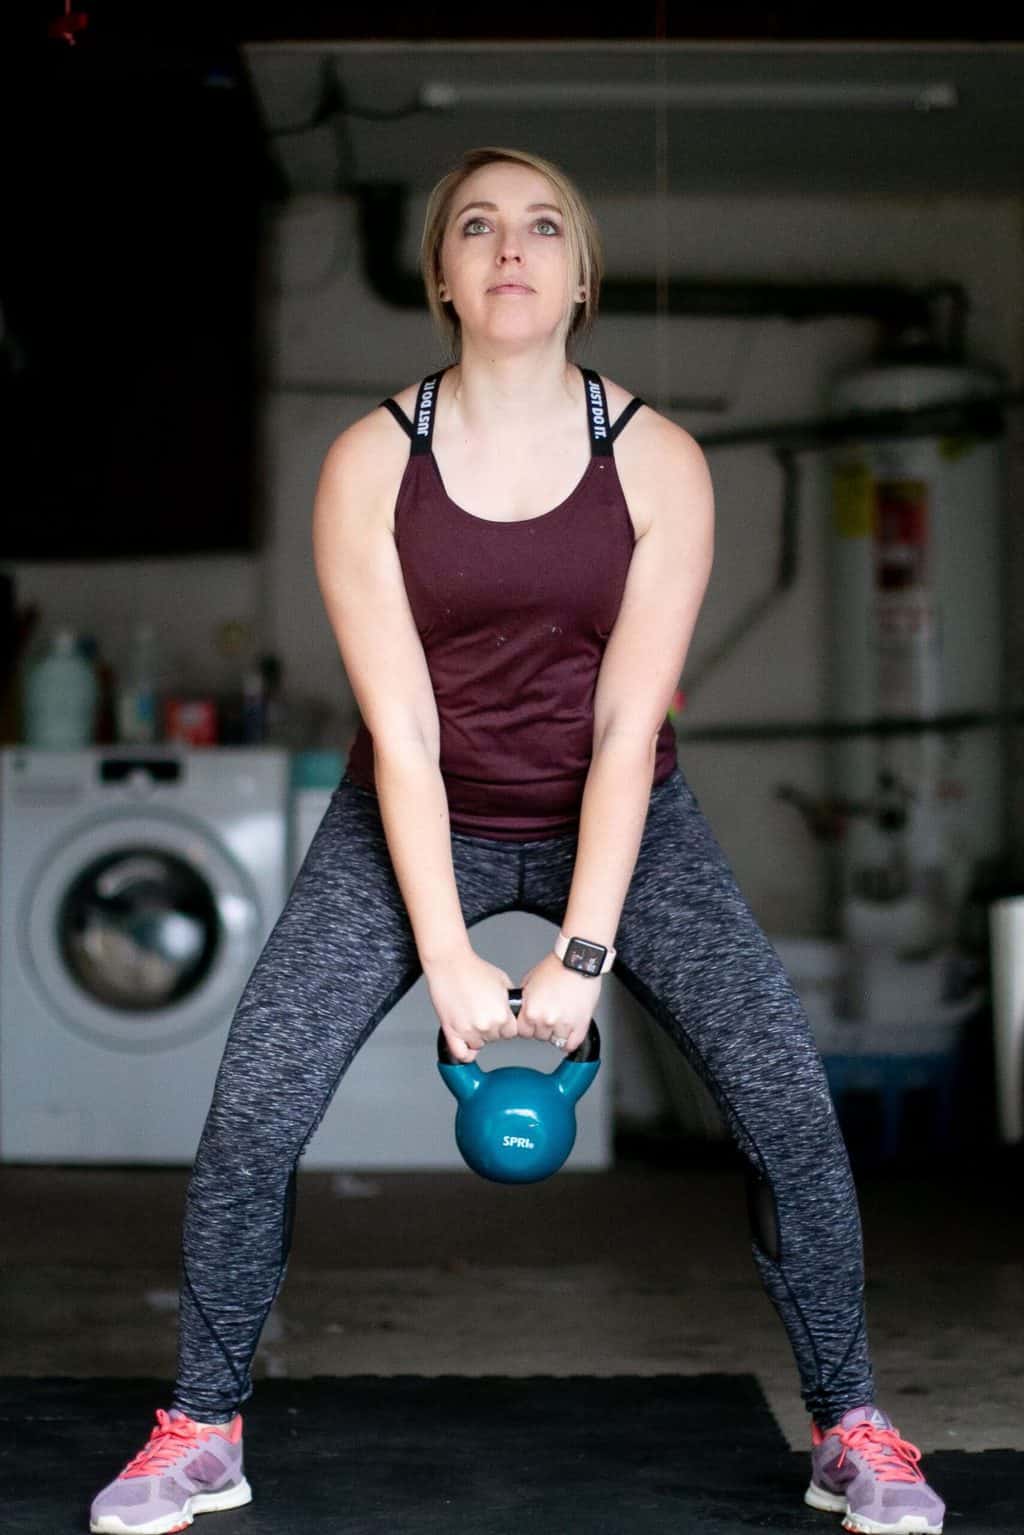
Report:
90,148,945,1535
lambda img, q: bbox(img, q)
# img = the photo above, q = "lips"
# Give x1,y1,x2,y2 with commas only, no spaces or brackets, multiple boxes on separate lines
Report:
488,283,533,293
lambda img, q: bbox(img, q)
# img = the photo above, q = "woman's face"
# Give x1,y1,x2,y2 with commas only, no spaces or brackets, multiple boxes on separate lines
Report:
438,161,579,353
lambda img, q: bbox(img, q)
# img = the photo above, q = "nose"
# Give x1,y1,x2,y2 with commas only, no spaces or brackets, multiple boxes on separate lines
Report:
497,233,524,266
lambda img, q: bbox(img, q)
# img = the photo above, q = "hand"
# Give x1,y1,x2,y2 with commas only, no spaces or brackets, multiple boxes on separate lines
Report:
517,949,601,1054
424,949,519,1064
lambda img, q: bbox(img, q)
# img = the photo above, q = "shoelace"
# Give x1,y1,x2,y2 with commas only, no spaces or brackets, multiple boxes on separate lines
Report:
835,1421,924,1484
122,1410,206,1478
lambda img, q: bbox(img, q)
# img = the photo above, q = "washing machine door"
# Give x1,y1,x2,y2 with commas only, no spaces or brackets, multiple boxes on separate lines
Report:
22,810,264,1051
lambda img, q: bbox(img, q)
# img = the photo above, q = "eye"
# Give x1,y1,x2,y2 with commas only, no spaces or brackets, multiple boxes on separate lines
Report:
534,218,561,236
462,217,490,235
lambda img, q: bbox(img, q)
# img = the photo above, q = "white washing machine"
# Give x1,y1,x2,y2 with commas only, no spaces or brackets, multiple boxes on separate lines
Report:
0,746,289,1164
290,760,614,1172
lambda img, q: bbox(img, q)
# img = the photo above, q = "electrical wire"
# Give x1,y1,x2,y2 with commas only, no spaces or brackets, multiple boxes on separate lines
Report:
653,1,670,417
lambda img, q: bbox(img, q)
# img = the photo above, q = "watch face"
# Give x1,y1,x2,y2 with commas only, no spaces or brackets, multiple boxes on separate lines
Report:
565,937,607,975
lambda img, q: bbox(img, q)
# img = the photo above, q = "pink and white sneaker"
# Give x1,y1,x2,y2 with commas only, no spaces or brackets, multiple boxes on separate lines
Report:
89,1408,252,1534
806,1404,944,1534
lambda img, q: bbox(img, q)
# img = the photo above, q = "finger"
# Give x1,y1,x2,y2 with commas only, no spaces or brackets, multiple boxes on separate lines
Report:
551,1030,574,1050
445,1031,480,1064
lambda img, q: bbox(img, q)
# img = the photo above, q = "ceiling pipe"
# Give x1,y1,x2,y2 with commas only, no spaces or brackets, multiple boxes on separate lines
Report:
353,184,968,356
698,392,1018,453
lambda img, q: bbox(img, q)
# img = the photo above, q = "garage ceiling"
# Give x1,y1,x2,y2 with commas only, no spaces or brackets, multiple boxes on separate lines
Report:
243,42,1024,198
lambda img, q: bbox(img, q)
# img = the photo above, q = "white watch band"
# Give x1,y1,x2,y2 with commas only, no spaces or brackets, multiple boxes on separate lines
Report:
554,930,616,975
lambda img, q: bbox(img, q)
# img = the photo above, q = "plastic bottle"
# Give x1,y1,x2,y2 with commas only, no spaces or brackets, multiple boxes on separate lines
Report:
78,634,117,744
240,663,266,744
117,622,160,744
23,629,98,749
259,654,287,745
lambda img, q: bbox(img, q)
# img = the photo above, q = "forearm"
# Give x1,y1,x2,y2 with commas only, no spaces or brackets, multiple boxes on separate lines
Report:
372,743,472,969
560,737,659,951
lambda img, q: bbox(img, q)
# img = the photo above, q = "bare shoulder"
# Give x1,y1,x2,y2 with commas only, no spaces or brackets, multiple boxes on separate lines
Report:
316,394,413,535
600,372,705,466
599,373,711,540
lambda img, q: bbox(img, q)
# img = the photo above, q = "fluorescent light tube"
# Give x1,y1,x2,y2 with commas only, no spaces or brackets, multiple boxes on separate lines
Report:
420,81,958,112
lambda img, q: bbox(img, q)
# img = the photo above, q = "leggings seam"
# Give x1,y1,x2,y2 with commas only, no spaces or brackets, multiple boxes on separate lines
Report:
614,955,831,1402
613,957,767,1174
178,973,430,1415
179,1252,248,1409
819,1308,870,1402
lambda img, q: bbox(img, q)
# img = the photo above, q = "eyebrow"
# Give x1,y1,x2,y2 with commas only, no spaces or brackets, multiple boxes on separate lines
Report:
452,200,563,220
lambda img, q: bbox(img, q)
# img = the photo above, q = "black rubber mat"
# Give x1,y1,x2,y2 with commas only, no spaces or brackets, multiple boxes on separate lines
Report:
2,1375,1018,1533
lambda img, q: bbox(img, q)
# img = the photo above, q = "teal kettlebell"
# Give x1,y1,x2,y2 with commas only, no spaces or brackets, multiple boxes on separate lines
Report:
437,987,601,1184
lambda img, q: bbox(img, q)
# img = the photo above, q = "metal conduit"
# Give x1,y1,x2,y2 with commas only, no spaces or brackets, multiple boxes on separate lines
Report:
681,392,1021,712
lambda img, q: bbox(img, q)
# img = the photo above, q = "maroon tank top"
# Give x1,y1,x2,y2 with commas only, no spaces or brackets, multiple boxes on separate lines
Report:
345,365,678,839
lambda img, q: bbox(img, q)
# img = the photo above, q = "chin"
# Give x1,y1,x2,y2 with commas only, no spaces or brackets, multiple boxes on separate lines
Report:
476,317,564,347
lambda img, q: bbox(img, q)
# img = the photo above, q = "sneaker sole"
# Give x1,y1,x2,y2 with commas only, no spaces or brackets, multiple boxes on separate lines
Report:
804,1482,942,1534
89,1476,253,1535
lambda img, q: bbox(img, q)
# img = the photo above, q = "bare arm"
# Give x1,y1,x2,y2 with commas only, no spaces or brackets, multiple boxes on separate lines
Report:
311,412,514,1058
563,409,715,951
519,405,715,1049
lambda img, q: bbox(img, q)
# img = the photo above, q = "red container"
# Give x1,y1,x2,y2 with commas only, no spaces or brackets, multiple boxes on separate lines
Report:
163,697,218,746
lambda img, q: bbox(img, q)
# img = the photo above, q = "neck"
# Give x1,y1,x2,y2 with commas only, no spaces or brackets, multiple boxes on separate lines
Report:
447,341,581,432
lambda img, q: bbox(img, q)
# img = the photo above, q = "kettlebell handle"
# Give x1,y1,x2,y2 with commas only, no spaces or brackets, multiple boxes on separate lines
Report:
436,986,601,1067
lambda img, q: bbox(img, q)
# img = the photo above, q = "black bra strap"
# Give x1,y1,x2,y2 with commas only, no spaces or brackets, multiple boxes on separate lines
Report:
579,367,644,455
386,367,641,455
410,368,448,456
609,396,645,442
379,398,414,439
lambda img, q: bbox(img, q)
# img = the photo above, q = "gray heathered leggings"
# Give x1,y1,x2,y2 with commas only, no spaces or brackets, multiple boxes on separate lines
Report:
173,764,873,1430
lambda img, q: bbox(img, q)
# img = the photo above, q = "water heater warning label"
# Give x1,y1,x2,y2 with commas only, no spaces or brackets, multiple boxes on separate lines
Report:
873,479,929,590
871,477,939,718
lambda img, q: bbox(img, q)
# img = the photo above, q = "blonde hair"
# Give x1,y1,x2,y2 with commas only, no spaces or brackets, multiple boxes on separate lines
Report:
419,146,603,361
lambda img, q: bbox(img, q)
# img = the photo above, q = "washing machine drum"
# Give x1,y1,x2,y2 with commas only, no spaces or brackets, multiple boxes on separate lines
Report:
59,849,220,1010
22,811,265,1051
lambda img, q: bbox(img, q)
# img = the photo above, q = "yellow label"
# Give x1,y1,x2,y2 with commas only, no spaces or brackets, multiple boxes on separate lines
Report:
832,462,874,538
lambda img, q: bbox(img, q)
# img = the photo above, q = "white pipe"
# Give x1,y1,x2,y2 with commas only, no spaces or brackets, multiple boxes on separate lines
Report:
989,897,1024,1143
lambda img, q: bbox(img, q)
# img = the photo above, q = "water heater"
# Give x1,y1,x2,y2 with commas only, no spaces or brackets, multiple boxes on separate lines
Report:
828,363,1004,1028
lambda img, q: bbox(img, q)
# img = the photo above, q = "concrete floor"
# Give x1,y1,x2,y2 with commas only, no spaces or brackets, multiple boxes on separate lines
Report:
2,1144,1022,1459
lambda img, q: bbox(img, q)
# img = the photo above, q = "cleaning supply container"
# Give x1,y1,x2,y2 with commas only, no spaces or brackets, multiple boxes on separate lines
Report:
23,629,98,749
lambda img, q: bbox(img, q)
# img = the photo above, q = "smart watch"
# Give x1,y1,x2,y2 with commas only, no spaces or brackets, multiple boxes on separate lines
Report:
554,931,616,977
